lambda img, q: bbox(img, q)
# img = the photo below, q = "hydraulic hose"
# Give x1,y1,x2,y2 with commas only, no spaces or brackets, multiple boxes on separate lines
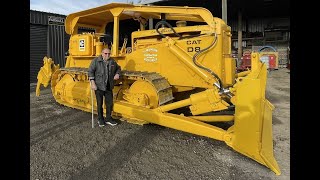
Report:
192,33,223,91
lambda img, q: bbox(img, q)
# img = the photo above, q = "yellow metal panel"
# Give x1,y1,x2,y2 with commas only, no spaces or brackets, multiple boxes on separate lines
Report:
95,42,103,56
68,58,92,68
175,34,221,75
166,37,213,84
69,34,93,56
222,24,231,55
224,57,235,86
230,78,264,158
261,99,280,175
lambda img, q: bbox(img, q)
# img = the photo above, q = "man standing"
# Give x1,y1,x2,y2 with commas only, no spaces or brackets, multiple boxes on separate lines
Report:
88,48,121,127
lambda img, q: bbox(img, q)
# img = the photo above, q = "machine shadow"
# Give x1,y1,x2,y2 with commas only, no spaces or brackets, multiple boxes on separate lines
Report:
69,124,162,180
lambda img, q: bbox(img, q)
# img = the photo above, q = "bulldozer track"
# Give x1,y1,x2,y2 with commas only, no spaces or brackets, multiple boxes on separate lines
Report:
58,67,89,75
53,68,174,106
121,70,174,106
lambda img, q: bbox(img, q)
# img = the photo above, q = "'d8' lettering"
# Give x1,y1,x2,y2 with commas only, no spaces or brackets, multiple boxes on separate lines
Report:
187,47,201,52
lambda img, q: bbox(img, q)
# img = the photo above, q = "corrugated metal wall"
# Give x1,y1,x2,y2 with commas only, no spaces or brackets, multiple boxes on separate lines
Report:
247,19,265,33
30,10,70,83
48,25,68,67
30,24,48,83
229,20,246,32
64,33,70,64
30,10,49,25
230,17,290,33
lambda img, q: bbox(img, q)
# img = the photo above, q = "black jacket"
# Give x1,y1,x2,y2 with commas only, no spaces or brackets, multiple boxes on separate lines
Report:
88,55,121,91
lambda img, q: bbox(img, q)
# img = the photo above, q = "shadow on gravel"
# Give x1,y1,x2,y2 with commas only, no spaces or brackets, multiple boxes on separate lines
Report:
70,125,161,180
266,92,280,104
30,110,72,128
30,111,87,146
272,116,283,125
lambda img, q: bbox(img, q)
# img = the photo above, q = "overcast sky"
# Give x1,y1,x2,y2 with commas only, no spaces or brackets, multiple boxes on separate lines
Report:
30,0,144,15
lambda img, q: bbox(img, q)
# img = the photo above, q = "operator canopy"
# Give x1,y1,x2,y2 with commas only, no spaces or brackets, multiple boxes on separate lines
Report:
65,3,216,35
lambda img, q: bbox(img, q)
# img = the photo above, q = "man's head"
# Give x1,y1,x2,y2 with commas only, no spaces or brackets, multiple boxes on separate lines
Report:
101,48,111,60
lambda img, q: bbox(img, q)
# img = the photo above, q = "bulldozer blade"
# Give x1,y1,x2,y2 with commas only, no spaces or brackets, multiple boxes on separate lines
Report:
225,63,281,175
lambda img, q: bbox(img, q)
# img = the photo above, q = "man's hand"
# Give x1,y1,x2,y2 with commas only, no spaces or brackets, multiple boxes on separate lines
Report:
90,81,97,90
114,74,120,80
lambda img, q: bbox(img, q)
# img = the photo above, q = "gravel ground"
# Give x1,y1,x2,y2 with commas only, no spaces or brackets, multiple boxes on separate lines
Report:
30,68,290,180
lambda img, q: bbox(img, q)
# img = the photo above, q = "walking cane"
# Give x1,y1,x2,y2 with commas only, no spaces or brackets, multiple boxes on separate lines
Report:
90,81,94,128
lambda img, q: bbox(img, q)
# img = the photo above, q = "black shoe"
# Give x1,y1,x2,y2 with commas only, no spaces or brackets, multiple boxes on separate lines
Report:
98,121,105,127
105,119,118,126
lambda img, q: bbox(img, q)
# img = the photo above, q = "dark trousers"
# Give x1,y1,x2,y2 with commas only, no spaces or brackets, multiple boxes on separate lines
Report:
95,86,113,123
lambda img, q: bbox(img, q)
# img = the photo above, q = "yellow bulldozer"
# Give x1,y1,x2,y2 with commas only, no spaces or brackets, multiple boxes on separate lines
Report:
36,3,280,175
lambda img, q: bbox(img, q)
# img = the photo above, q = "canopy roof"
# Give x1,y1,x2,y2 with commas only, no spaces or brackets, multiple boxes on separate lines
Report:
65,3,215,34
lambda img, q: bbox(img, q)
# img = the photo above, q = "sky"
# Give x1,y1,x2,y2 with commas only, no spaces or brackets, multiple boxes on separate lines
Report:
30,0,145,15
